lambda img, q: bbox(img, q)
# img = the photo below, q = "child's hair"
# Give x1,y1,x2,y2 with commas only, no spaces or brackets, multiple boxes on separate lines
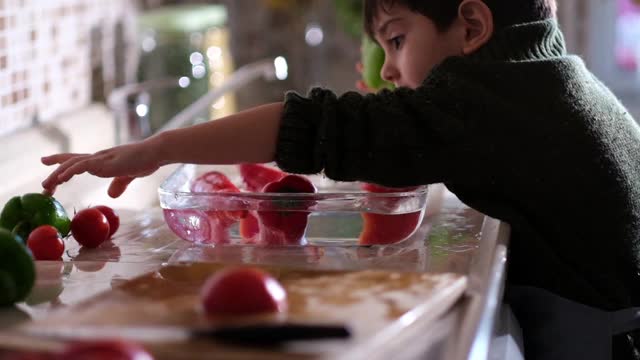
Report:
364,0,558,38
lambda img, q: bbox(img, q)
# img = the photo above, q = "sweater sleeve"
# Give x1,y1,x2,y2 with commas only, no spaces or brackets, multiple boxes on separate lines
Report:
274,84,472,187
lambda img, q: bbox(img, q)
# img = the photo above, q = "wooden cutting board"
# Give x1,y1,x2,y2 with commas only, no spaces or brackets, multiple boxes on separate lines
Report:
18,263,467,359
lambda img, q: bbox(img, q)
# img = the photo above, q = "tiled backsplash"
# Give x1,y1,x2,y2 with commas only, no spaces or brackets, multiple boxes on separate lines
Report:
0,0,137,136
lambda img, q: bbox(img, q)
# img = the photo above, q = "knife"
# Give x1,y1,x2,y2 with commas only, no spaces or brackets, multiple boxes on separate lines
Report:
193,323,351,344
9,323,351,347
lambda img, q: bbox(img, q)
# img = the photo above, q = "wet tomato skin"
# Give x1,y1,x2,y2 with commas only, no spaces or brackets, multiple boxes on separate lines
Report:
71,208,110,248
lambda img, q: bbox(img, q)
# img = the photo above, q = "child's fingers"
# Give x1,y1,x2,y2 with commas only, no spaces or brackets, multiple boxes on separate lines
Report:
355,62,364,73
41,155,89,189
41,153,86,166
57,157,99,183
356,80,372,93
108,176,135,198
41,186,55,196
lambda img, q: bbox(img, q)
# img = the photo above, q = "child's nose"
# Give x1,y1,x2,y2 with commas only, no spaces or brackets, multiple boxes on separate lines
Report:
381,61,399,84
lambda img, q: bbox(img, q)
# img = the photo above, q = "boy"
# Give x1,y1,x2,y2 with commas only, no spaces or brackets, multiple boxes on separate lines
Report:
41,0,640,358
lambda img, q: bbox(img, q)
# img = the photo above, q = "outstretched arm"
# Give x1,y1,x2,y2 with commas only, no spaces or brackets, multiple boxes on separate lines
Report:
41,102,283,197
158,102,283,165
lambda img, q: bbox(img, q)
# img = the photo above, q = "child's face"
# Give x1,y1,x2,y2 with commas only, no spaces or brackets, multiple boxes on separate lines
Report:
373,4,464,89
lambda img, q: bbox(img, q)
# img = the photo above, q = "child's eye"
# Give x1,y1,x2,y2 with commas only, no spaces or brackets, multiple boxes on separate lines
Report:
388,35,404,50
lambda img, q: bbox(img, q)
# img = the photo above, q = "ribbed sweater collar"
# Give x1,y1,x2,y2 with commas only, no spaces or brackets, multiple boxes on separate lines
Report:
469,18,567,62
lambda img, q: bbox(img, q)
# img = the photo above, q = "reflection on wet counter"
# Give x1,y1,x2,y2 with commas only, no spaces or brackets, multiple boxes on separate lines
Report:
2,192,483,328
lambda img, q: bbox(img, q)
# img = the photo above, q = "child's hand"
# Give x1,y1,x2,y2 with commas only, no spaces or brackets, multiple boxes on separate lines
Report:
355,62,376,93
41,142,160,198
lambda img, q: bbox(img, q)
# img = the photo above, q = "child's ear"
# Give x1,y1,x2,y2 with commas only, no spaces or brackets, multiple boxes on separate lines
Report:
458,0,494,55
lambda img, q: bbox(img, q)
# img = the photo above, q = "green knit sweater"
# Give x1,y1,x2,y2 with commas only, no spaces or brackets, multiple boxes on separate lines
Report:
275,19,640,311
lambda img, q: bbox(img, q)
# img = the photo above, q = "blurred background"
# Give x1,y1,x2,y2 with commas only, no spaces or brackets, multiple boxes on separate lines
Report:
0,0,639,210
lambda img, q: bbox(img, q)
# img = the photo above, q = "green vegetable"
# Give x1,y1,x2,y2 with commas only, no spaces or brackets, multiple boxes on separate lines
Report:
0,228,36,306
0,193,71,241
362,37,394,91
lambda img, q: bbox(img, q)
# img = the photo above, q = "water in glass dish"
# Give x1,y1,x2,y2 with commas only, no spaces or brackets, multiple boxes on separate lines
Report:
163,209,425,246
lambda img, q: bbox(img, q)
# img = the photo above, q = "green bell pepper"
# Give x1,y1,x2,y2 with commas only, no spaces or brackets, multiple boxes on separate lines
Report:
0,193,71,242
361,37,394,91
0,228,35,306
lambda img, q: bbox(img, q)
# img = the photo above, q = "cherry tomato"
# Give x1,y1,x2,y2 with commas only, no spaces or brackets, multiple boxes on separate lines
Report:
71,208,110,248
59,339,154,360
201,267,287,316
92,205,120,238
26,225,64,260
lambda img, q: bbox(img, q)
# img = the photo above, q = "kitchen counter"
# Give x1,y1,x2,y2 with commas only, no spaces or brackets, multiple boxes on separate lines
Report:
0,188,512,360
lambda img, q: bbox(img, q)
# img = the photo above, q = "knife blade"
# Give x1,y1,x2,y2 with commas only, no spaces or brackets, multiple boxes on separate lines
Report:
15,323,351,346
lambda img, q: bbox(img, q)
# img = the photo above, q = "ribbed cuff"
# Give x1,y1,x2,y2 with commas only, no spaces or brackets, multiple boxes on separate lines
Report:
275,89,337,174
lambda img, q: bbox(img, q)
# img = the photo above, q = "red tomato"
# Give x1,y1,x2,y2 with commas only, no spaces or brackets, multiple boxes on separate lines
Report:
93,205,120,238
239,212,260,241
191,171,241,193
359,183,423,245
361,183,419,193
201,267,287,316
238,163,286,192
27,225,64,260
191,171,247,221
163,209,213,244
71,208,110,248
257,175,317,245
59,339,154,360
359,211,423,245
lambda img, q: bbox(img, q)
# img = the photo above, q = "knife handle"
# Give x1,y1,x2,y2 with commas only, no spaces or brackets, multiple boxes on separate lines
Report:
193,323,351,344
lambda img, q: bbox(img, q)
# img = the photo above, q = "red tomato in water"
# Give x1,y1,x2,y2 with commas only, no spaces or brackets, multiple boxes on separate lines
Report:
359,183,423,245
201,267,287,316
238,163,286,192
93,205,120,238
60,339,154,360
191,171,247,222
27,225,64,260
71,208,110,248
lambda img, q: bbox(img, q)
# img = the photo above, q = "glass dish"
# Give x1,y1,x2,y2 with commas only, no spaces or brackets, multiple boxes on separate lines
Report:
158,164,429,246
